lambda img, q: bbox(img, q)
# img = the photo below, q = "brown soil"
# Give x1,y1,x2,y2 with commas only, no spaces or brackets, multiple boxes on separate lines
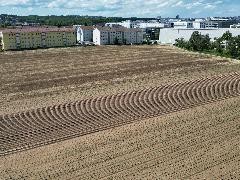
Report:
1,96,240,179
1,45,240,179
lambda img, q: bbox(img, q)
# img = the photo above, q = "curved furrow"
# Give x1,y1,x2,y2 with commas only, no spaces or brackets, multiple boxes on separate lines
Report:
137,89,156,116
0,116,38,149
84,98,107,125
187,80,202,104
1,74,240,155
210,76,225,99
152,86,172,112
92,97,115,125
15,113,32,130
142,88,160,115
133,89,154,116
1,112,46,143
202,78,223,102
0,115,26,144
103,95,120,120
166,83,182,110
234,78,240,93
39,107,63,132
64,103,92,130
45,106,69,129
94,96,113,121
78,100,106,127
170,83,186,108
160,85,178,111
190,80,207,104
70,101,94,129
116,93,133,120
133,90,151,116
120,92,136,120
0,116,19,137
146,87,162,114
177,81,193,106
87,98,112,127
60,104,84,129
197,79,208,103
223,76,236,97
214,74,230,98
53,105,82,134
207,76,226,100
123,92,141,119
217,75,237,98
109,94,123,119
92,97,121,128
227,76,240,95
198,79,211,102
32,109,54,131
157,85,174,112
212,75,227,98
185,79,203,104
1,114,26,136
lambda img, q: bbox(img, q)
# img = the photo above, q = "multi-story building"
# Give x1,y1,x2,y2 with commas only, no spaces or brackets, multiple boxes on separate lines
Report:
106,20,164,29
145,27,161,41
74,25,94,43
0,27,76,51
192,21,206,29
173,21,194,29
93,27,143,45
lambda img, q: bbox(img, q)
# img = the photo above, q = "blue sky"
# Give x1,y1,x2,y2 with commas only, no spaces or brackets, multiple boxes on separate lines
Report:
0,0,239,17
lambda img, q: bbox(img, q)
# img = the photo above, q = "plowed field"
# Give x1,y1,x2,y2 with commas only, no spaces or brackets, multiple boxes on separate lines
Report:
1,45,240,179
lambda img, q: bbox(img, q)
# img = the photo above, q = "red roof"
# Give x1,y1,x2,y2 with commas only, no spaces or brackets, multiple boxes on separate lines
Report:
78,26,95,30
0,27,75,34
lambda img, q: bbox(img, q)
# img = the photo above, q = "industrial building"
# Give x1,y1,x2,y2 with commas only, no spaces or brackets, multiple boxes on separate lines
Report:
0,27,76,51
106,20,164,29
159,28,240,44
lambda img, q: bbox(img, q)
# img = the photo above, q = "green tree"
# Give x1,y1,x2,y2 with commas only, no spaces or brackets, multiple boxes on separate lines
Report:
188,31,211,51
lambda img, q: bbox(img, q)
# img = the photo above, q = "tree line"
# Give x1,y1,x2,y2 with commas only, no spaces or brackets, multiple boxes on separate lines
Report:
175,31,240,59
0,14,157,27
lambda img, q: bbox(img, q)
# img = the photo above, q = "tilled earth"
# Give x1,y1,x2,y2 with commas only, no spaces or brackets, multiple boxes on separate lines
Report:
1,45,240,179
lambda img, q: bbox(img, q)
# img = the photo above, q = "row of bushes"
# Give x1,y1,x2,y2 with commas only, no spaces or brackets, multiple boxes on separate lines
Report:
175,31,240,59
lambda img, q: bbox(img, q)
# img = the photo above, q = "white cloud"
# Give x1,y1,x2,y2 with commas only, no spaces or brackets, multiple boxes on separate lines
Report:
0,0,234,17
0,0,29,6
204,4,216,9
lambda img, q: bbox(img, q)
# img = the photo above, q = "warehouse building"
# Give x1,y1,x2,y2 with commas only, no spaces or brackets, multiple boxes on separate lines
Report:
159,28,240,44
0,27,76,51
93,27,144,45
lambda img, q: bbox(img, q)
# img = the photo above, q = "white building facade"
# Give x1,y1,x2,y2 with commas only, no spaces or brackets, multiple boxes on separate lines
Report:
106,20,164,29
230,23,240,28
75,26,94,42
159,28,240,44
193,21,206,29
93,27,144,45
173,21,193,29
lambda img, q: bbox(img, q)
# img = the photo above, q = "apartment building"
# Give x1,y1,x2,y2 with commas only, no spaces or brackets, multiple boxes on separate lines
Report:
93,27,143,45
74,25,94,43
0,27,76,51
